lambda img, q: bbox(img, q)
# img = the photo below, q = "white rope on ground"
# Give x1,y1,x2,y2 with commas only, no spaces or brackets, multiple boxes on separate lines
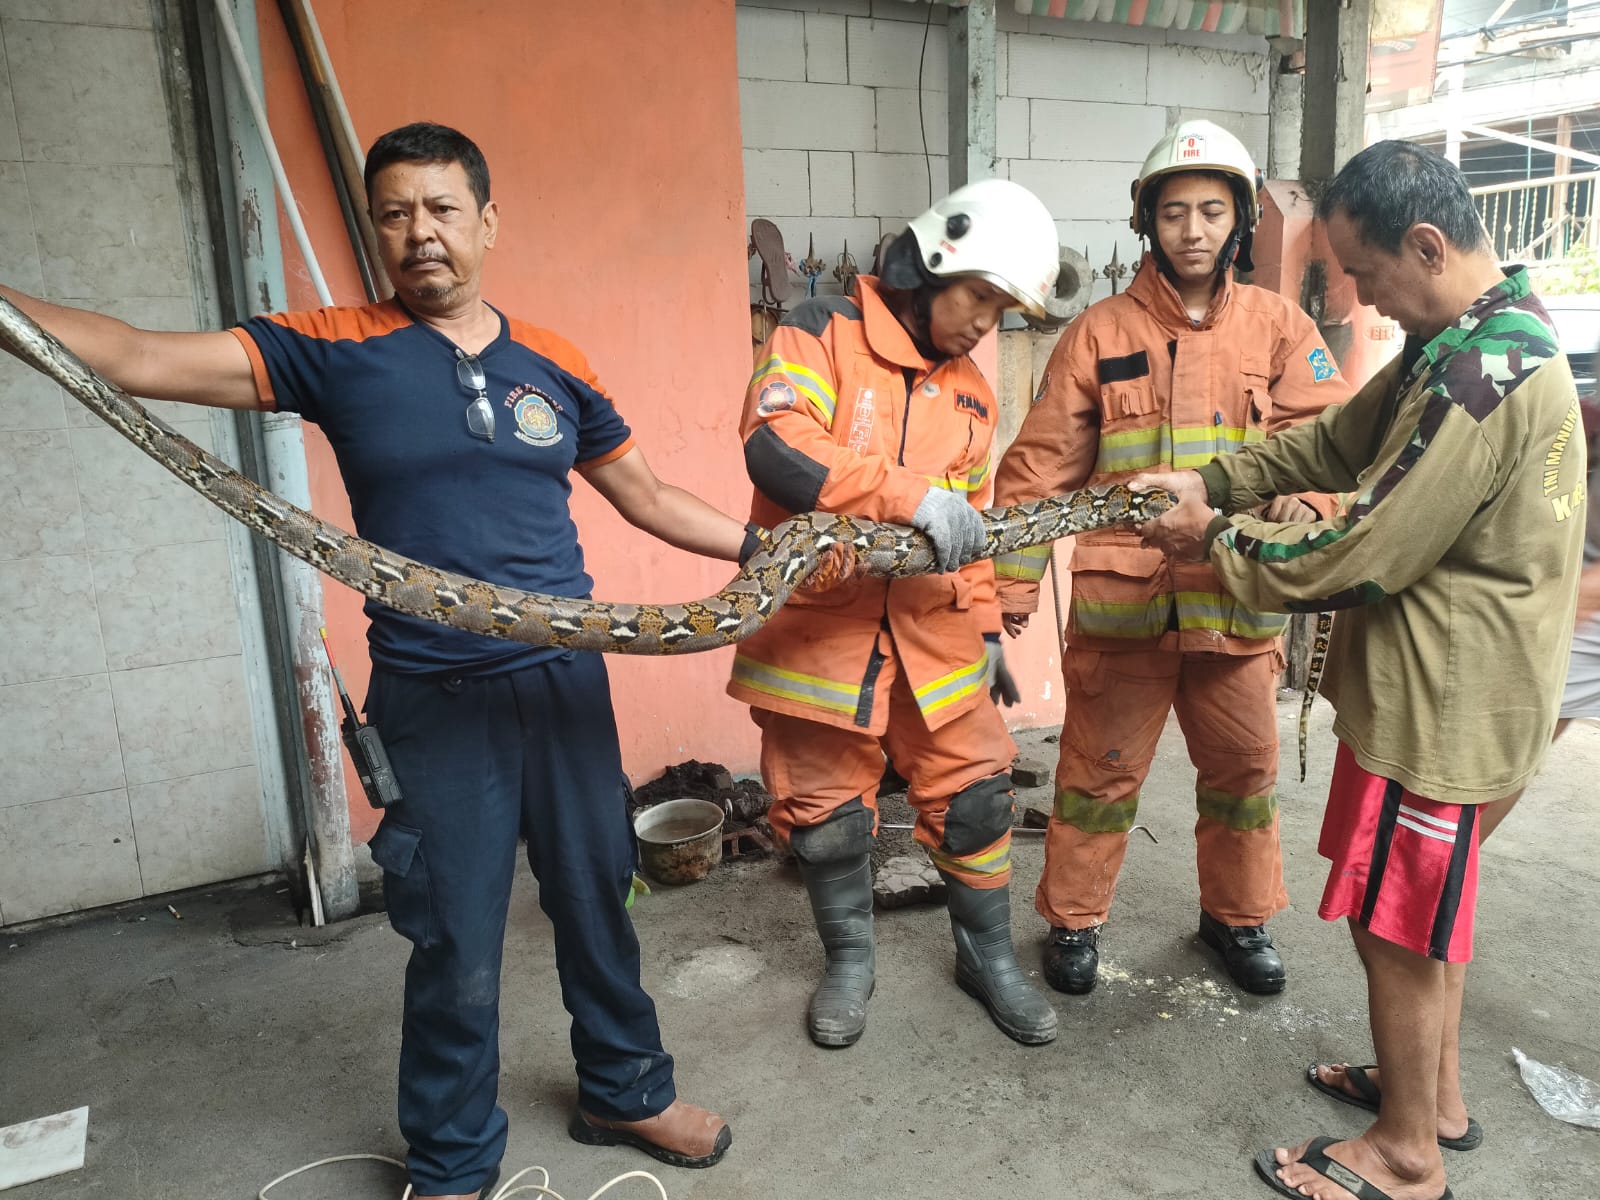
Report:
258,1154,669,1200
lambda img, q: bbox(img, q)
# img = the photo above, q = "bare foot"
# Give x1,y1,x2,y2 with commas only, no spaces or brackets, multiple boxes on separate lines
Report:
1313,1062,1472,1143
1272,1134,1446,1200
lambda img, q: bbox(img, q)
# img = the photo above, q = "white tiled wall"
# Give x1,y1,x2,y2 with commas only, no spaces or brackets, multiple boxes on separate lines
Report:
737,0,1272,304
0,2,272,924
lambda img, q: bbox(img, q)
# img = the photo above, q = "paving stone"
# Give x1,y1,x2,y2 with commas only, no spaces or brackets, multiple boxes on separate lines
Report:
1011,757,1052,789
873,854,946,909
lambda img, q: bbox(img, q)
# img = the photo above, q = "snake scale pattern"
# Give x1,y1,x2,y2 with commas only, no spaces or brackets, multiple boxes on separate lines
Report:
0,297,1177,654
0,296,1327,777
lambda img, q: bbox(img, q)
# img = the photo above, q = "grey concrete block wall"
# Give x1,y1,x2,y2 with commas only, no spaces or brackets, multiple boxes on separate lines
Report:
0,3,271,924
736,0,1274,305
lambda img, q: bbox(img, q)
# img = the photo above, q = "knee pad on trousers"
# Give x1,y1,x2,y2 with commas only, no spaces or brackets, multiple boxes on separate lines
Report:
942,774,1015,856
789,797,875,866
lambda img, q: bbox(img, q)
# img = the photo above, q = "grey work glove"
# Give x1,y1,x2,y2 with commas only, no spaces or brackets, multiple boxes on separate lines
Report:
984,634,1020,708
911,487,986,573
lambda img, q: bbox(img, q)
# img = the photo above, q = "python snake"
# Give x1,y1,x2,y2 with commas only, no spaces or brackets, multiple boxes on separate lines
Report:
0,295,1328,777
0,296,1178,653
1300,611,1333,782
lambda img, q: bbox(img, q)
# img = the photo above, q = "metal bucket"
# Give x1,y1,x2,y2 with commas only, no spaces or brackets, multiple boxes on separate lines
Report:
633,798,725,886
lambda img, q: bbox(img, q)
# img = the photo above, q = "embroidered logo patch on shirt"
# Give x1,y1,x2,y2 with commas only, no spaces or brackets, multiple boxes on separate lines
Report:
757,378,797,415
511,386,563,447
1307,348,1337,382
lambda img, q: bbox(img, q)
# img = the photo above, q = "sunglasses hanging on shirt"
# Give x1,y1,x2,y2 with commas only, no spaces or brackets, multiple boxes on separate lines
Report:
456,351,494,443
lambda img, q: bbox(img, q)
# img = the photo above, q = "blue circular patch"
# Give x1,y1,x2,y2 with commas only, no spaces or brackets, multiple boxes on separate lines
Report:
513,391,563,447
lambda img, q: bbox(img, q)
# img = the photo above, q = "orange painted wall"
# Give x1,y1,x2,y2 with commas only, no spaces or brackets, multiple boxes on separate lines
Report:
255,1,756,841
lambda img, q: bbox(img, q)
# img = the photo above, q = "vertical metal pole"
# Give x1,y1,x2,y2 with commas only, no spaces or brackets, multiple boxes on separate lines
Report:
151,0,299,869
1300,0,1372,184
1266,36,1304,183
1291,0,1371,693
214,0,358,921
947,0,998,189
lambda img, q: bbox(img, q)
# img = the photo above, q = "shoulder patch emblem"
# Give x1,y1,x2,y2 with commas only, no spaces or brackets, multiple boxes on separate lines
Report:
1307,347,1337,382
757,378,797,416
1032,370,1051,406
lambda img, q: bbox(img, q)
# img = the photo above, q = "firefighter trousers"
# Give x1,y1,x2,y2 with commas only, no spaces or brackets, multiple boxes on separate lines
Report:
755,669,1018,888
1037,646,1288,929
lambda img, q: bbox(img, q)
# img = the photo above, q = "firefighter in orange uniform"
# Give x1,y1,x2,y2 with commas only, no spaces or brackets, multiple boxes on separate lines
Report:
993,122,1352,996
729,181,1062,1047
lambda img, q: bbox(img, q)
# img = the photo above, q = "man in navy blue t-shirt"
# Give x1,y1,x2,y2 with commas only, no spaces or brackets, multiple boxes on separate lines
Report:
1,123,749,1199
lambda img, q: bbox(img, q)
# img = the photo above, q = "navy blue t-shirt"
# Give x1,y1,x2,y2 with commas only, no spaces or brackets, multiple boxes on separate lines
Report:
233,299,634,675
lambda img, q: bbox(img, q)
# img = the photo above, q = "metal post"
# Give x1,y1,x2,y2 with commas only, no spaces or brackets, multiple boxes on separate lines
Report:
151,0,300,869
1300,0,1372,184
947,0,998,189
1291,0,1371,692
211,0,358,921
1266,36,1305,183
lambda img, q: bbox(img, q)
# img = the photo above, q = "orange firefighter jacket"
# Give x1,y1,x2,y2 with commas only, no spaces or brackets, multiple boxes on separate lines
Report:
993,255,1351,654
727,276,1002,733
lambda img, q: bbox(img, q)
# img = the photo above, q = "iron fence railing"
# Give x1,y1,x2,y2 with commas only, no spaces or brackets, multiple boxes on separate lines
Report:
1472,171,1600,264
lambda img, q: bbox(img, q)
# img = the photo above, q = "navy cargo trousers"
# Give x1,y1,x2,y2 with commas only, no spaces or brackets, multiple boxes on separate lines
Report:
365,651,676,1195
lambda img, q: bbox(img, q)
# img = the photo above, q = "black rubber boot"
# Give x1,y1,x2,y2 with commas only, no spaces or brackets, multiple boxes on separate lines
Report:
1199,910,1286,995
1041,925,1100,995
795,853,876,1046
941,875,1058,1045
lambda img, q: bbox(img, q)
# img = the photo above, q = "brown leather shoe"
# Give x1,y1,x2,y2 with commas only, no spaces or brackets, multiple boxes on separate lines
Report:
568,1098,731,1169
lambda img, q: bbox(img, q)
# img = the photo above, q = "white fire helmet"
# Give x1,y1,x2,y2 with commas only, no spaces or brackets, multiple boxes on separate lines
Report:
1129,119,1263,236
903,178,1060,317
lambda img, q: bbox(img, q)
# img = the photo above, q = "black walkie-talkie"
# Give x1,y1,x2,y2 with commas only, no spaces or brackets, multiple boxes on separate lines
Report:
319,626,403,809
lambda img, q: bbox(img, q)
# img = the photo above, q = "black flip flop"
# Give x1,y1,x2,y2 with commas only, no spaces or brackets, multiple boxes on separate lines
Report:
1253,1136,1454,1200
1306,1063,1484,1151
749,219,792,306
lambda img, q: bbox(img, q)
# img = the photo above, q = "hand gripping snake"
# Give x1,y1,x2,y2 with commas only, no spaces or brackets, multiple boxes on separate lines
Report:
0,296,1326,778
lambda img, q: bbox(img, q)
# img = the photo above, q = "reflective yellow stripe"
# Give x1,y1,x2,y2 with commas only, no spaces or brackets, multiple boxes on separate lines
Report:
1196,785,1278,831
1055,789,1139,833
914,653,988,715
929,838,1012,879
1071,596,1170,639
1173,591,1288,639
995,544,1051,581
1094,422,1266,472
966,453,991,491
1096,424,1170,473
924,465,990,495
731,654,859,715
1169,423,1265,470
753,356,838,425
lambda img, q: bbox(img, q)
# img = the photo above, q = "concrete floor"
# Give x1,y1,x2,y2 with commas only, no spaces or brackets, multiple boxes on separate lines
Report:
4,702,1598,1200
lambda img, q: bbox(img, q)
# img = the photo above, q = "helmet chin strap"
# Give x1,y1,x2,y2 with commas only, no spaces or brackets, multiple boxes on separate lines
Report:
1147,224,1244,288
879,231,952,359
897,286,945,361
1215,227,1244,273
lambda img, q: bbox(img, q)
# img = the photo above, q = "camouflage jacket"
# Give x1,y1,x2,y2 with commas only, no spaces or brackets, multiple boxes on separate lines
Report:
1197,268,1586,804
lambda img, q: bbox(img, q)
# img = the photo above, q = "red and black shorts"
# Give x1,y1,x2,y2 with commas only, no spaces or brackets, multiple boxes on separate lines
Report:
1317,742,1480,962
